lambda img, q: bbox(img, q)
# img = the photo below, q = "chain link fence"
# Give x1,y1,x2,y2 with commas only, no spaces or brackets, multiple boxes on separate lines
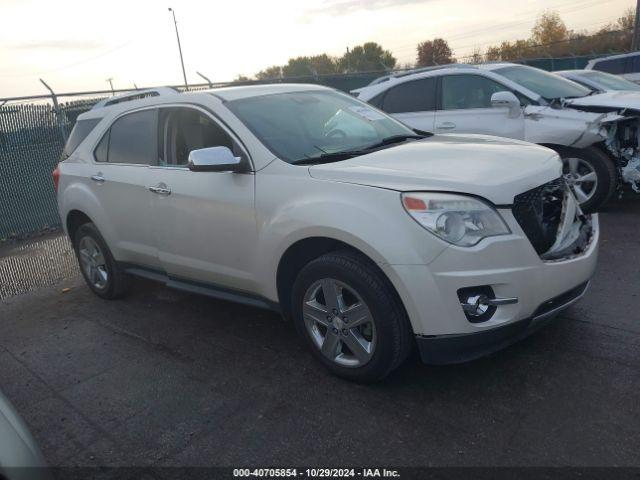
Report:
0,97,105,242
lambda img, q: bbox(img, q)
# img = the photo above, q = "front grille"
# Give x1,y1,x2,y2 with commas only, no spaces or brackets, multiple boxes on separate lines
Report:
512,178,566,255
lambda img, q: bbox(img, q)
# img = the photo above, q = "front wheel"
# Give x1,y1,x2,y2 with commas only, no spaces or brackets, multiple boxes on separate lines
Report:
291,250,413,383
552,146,617,213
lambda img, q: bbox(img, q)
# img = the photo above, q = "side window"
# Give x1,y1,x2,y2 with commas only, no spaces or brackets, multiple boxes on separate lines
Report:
105,109,158,165
381,78,437,114
441,75,508,110
63,118,101,158
368,92,385,109
94,130,110,163
159,108,241,167
514,91,534,106
595,58,623,75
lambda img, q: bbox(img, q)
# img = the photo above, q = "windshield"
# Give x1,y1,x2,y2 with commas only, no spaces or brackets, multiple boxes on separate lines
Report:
226,90,416,163
495,65,591,100
580,71,640,91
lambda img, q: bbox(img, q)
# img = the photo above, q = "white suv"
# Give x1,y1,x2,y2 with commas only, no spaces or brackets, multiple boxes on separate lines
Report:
55,84,599,382
355,63,640,213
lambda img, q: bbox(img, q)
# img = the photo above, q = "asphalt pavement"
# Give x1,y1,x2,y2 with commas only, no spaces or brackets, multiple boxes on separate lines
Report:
0,198,638,472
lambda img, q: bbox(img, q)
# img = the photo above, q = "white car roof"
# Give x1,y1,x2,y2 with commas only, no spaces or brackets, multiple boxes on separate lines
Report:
205,83,330,101
554,70,584,75
587,51,640,67
476,63,519,71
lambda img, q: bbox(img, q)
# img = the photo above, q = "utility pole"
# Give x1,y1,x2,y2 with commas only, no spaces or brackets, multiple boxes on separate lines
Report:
106,78,114,95
346,47,350,73
632,0,640,51
168,7,189,90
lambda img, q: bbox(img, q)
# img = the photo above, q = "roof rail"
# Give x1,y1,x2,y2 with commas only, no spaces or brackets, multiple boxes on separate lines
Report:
91,87,178,110
366,63,476,86
393,63,476,79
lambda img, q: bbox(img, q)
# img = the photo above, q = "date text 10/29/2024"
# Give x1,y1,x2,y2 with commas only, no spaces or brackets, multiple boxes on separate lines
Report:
233,469,401,478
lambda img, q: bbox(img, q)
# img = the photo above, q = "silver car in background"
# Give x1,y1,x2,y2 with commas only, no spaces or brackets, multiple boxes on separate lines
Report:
555,69,640,93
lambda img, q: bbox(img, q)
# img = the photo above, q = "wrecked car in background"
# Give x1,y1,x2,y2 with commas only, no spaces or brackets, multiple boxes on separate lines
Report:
555,69,640,93
355,63,640,212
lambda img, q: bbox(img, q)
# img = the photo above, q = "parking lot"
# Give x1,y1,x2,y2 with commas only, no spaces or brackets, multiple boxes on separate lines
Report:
0,197,639,471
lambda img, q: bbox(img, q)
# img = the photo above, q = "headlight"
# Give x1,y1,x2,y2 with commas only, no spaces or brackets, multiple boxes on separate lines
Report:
401,192,510,247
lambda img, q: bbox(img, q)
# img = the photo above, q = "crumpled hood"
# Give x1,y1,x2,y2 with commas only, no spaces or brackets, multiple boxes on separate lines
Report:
566,91,640,111
308,134,562,205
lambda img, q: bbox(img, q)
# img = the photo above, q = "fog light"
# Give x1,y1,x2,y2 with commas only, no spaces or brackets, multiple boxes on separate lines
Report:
457,286,518,323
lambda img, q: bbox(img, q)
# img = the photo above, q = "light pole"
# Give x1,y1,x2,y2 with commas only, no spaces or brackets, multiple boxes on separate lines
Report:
168,7,188,90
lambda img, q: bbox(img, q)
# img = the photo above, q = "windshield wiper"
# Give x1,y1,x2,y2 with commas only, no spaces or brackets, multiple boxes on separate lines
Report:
290,149,368,165
361,133,426,150
290,134,427,165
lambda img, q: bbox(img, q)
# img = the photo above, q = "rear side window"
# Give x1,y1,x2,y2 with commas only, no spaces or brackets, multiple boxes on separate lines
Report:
63,118,100,158
442,75,507,110
94,130,110,163
94,109,158,165
381,78,437,113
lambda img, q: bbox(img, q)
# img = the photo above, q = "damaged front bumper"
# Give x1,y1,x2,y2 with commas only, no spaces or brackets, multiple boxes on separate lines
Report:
602,117,640,192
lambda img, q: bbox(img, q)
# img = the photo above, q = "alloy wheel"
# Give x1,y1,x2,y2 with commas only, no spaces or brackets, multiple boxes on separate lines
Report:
563,157,598,204
302,278,376,368
78,236,108,289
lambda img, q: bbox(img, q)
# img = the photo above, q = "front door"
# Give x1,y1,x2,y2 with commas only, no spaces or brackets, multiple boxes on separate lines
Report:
434,74,525,139
150,106,257,292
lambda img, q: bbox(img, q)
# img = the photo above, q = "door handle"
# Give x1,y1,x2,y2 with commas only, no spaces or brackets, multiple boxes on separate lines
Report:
437,122,456,130
90,174,105,183
148,185,171,196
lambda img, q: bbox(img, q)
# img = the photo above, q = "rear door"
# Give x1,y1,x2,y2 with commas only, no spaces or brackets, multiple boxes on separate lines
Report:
434,74,525,139
90,108,161,269
149,106,257,292
376,77,437,132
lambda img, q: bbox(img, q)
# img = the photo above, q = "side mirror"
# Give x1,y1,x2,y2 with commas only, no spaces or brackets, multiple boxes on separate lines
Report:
188,146,242,172
491,91,521,119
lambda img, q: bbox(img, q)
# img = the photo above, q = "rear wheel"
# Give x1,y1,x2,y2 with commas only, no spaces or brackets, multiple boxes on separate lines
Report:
73,223,130,299
291,250,412,382
552,146,617,213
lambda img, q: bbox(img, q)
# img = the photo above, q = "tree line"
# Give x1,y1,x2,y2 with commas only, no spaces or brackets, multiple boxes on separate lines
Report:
235,8,636,81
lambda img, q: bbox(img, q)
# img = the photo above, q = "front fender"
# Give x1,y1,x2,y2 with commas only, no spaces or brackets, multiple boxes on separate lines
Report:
254,169,449,301
524,105,607,148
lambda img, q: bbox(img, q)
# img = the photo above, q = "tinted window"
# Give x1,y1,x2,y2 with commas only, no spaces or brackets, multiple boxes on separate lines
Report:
368,92,386,108
495,65,590,100
227,90,413,163
593,58,624,75
442,75,508,110
382,78,437,113
160,108,240,167
108,109,158,165
63,118,100,158
94,130,110,162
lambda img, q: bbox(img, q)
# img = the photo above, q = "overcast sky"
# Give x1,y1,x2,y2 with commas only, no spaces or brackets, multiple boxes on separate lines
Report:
0,0,635,98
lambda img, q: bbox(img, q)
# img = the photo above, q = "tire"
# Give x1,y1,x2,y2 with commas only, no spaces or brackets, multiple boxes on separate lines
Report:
73,222,130,300
551,145,617,213
291,250,413,383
